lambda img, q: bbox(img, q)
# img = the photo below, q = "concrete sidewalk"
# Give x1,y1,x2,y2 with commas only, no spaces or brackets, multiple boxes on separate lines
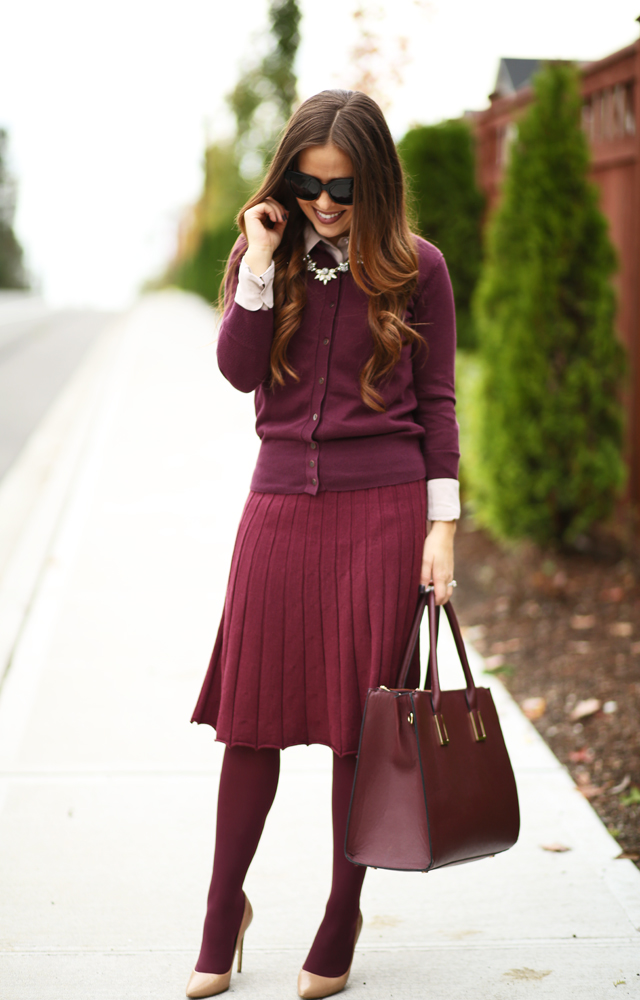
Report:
0,291,638,1000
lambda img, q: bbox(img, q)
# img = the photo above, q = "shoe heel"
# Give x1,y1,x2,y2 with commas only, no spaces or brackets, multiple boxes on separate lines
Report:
237,933,244,973
186,894,252,998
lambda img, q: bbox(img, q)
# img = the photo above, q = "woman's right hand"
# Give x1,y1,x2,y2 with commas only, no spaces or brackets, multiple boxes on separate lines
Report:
243,198,288,276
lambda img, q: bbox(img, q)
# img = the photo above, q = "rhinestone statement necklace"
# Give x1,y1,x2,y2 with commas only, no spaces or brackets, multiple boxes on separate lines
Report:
303,253,349,285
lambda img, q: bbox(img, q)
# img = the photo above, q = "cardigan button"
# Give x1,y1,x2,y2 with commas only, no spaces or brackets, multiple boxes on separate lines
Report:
311,478,317,486
309,460,315,467
319,377,324,384
323,338,329,345
313,413,318,420
310,441,317,450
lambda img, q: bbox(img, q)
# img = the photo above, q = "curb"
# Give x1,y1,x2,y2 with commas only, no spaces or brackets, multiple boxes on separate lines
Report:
0,315,126,693
463,638,640,931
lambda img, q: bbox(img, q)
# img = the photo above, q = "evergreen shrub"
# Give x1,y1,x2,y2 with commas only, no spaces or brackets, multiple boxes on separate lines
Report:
398,121,484,349
472,63,626,545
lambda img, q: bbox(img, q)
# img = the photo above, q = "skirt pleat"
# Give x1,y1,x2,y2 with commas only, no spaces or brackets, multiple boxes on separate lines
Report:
191,480,427,756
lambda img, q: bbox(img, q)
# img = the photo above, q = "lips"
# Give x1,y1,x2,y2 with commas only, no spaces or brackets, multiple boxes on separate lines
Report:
314,208,345,225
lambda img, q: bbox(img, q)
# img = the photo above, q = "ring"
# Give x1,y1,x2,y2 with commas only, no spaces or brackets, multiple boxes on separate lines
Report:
448,580,457,588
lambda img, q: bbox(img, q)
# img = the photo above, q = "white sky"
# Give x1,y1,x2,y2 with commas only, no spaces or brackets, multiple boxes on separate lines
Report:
0,0,637,308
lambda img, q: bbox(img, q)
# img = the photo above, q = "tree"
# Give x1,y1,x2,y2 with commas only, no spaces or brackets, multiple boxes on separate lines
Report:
346,5,411,112
228,0,300,157
0,129,28,289
471,62,626,545
398,120,484,349
165,0,301,302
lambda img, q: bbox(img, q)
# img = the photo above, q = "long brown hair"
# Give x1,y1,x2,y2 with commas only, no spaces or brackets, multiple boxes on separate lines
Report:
222,89,421,411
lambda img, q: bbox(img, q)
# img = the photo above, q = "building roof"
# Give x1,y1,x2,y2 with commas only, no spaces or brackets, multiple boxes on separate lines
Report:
494,58,543,98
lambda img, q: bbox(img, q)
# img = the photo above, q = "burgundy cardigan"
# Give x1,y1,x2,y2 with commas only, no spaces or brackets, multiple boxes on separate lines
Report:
217,235,460,496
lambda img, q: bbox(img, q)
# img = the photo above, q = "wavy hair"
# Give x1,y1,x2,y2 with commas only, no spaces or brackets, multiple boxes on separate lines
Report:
221,89,421,411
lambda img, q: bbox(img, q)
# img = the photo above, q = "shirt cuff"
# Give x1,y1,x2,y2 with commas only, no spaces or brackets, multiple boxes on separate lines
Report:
234,257,275,311
427,478,460,521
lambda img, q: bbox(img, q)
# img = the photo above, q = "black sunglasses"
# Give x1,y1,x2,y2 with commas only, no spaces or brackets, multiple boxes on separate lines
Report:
285,169,354,206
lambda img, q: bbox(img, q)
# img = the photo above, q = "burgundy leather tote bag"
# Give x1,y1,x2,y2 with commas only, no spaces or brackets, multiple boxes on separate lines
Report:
345,586,520,872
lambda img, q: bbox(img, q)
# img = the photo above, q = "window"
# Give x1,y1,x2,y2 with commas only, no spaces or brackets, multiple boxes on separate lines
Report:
582,81,635,143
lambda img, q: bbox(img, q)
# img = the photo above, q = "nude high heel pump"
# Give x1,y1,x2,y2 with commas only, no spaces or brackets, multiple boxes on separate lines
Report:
186,894,253,999
297,911,363,1000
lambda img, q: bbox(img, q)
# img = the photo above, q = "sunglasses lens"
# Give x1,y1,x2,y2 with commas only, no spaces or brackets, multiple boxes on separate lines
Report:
286,170,354,205
327,179,353,205
287,172,321,200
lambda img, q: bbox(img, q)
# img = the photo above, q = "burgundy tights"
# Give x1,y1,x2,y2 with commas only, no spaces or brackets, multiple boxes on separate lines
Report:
195,746,279,974
302,751,367,977
195,746,365,977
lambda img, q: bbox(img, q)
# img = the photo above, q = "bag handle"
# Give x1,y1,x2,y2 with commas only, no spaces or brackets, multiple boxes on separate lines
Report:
396,585,429,688
396,586,478,714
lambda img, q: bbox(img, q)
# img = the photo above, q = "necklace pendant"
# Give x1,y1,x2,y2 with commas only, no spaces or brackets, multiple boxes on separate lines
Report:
304,253,349,285
314,268,337,285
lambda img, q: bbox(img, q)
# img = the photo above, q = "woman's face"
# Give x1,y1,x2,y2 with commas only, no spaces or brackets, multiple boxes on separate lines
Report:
295,143,354,244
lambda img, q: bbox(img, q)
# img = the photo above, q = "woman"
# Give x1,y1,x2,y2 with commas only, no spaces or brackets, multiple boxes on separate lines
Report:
187,89,460,1000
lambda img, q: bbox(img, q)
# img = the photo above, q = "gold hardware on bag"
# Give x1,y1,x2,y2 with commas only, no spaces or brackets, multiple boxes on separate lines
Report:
379,685,390,691
433,713,449,746
470,709,487,742
408,712,414,724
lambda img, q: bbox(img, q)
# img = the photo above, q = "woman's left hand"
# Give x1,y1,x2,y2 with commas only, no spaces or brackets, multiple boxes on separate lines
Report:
421,520,457,606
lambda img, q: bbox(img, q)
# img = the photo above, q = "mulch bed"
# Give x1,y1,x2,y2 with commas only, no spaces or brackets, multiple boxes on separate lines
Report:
452,514,640,868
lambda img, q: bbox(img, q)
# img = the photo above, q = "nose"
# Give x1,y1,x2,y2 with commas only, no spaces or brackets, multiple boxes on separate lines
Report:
315,190,336,211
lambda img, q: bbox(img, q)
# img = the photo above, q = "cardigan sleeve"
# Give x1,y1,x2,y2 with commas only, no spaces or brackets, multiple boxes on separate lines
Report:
411,252,461,483
216,239,275,393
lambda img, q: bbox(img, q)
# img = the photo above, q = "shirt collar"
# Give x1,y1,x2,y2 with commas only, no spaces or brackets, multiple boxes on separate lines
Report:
303,222,350,264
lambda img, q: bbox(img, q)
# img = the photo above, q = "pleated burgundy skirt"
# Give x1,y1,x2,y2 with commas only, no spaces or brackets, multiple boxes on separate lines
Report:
191,480,426,756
